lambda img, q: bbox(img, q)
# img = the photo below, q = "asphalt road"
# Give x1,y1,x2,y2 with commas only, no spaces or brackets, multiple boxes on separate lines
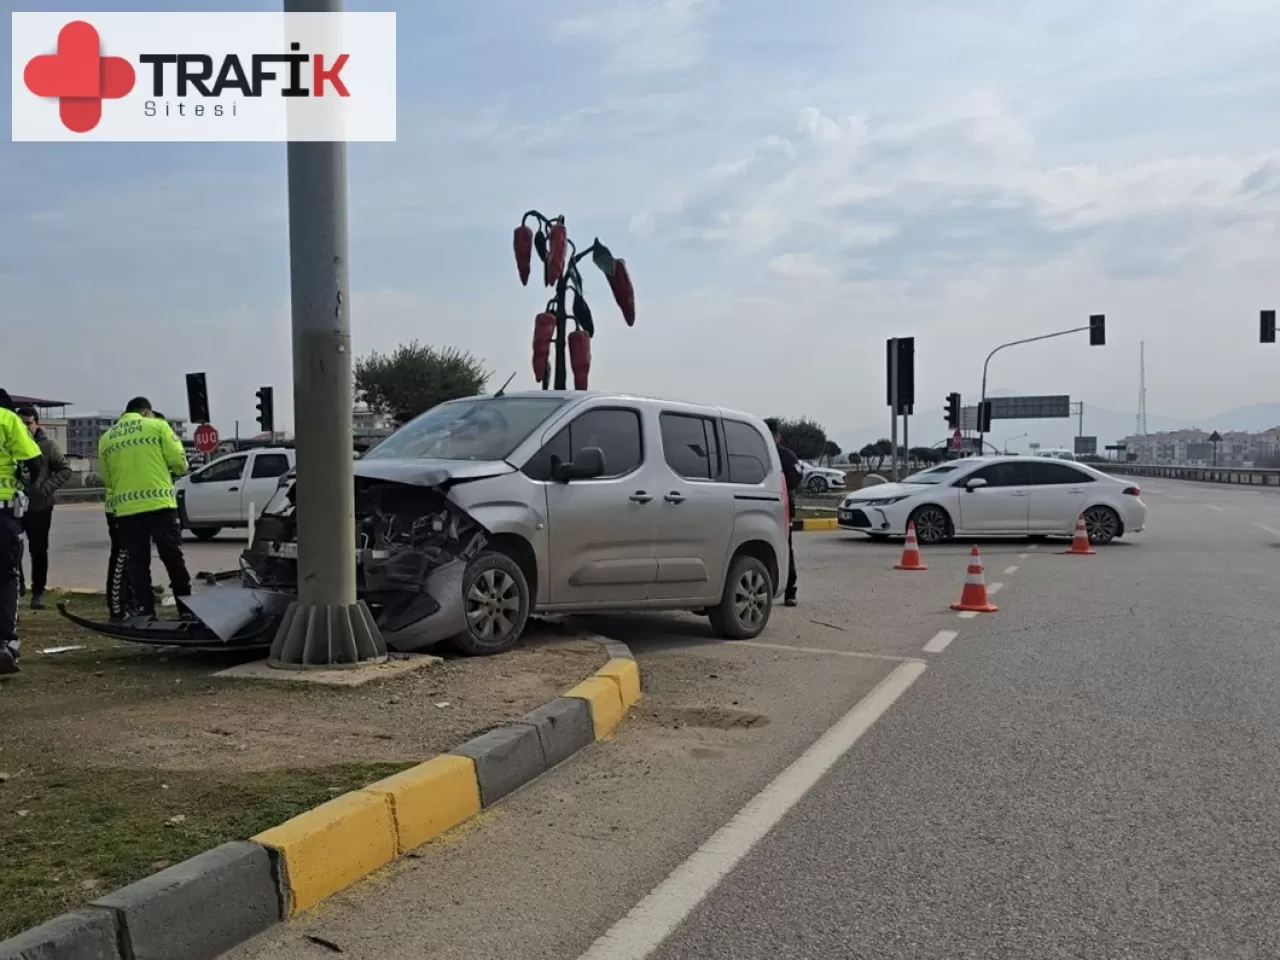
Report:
42,504,243,592
222,478,1280,959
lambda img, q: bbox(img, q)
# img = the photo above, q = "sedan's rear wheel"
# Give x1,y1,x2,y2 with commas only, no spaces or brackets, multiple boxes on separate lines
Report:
1082,505,1121,545
908,505,951,545
807,474,829,494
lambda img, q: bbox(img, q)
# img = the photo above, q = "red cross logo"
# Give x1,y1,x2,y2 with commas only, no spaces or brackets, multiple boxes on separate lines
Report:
23,21,136,133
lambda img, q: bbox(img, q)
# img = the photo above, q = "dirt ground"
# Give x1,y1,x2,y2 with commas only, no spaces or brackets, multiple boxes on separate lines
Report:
0,592,603,938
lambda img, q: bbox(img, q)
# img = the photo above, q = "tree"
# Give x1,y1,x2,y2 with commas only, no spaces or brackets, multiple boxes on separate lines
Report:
909,446,944,467
355,341,490,423
822,440,842,464
513,210,635,391
846,451,862,466
859,438,894,471
771,417,828,461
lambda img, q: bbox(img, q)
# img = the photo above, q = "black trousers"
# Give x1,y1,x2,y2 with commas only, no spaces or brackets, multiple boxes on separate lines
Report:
0,511,22,652
22,507,53,595
116,508,191,616
105,514,137,619
785,526,798,599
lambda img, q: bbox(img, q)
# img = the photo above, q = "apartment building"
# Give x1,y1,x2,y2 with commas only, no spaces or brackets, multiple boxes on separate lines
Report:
1123,428,1280,467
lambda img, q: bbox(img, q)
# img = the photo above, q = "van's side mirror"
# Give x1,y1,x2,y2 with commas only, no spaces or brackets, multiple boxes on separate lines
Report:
551,446,606,482
965,476,988,491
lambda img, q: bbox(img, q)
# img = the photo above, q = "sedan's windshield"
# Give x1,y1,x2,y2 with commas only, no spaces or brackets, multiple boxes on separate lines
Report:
902,465,960,484
364,396,569,462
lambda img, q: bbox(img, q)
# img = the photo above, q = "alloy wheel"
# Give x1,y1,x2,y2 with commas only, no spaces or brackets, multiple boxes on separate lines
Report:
466,568,521,642
732,569,770,630
911,508,948,544
1083,506,1119,544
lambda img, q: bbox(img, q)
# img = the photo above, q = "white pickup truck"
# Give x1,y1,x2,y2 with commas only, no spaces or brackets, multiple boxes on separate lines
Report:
175,447,295,540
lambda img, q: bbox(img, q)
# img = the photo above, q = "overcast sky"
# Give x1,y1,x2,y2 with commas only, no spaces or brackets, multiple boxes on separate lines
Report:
4,0,1279,443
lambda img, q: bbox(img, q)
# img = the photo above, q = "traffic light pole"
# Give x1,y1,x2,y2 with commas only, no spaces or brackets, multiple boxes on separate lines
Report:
889,342,899,481
269,0,386,669
978,325,1089,449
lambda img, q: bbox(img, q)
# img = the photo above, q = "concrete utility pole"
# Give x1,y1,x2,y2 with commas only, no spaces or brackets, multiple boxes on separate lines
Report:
269,0,386,668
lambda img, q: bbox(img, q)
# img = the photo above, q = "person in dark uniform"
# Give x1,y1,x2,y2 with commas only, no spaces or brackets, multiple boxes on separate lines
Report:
764,418,802,607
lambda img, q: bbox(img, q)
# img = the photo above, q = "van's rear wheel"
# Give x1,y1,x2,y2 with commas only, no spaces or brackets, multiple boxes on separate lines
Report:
449,551,530,656
190,527,221,541
709,555,774,640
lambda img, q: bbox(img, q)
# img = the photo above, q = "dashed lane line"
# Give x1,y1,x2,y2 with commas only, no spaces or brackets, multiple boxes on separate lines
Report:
1002,565,1019,575
729,640,924,665
577,661,927,960
1206,504,1225,512
1017,553,1030,560
957,610,979,619
987,581,1004,595
922,630,958,654
1256,522,1280,538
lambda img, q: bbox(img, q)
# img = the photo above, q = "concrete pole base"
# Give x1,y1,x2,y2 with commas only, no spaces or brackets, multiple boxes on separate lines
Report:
267,599,388,670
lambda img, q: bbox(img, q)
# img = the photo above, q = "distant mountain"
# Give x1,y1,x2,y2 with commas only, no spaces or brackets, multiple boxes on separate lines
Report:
835,395,1280,455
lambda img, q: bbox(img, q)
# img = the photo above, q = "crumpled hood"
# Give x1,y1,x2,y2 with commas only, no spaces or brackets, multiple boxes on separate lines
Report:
353,458,515,487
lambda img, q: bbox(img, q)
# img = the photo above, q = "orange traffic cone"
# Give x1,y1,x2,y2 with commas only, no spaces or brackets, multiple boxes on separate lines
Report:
950,545,999,613
1062,514,1095,555
895,522,928,571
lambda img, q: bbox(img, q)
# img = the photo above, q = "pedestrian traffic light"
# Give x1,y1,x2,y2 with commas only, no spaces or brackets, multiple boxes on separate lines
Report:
977,400,993,434
945,392,961,428
185,372,210,424
255,386,274,434
1262,310,1276,344
1089,314,1105,346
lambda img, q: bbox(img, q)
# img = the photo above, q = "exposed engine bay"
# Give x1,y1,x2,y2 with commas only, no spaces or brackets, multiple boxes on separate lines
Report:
59,468,492,653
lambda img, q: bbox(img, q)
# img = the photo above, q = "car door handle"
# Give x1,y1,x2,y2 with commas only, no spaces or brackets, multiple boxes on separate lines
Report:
1010,491,1028,497
664,491,686,504
1067,487,1085,493
228,486,239,492
630,491,653,503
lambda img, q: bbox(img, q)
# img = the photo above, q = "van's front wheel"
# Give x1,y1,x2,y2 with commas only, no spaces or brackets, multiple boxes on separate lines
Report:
449,551,530,655
709,555,774,640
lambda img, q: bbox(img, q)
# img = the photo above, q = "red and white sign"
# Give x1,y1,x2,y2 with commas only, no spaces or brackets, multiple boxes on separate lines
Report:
12,12,397,141
951,428,964,450
193,423,220,453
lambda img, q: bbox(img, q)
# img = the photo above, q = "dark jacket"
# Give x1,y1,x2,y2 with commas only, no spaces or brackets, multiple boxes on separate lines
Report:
777,444,802,505
27,428,72,512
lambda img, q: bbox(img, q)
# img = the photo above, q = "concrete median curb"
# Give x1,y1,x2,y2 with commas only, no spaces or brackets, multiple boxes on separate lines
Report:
0,634,640,960
793,516,839,531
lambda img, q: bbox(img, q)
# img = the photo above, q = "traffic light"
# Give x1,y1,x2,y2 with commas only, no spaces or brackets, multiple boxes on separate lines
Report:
977,400,993,434
1262,310,1276,344
1089,314,1105,346
255,386,274,434
185,372,210,424
945,392,961,428
886,336,915,414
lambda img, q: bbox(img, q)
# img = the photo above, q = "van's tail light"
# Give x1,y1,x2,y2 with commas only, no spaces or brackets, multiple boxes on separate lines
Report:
1123,486,1141,496
782,476,791,528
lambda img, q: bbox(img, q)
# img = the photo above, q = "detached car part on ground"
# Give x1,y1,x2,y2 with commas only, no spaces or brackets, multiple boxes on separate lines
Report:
61,392,790,656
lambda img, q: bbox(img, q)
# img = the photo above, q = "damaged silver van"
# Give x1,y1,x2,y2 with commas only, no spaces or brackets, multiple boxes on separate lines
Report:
67,392,791,656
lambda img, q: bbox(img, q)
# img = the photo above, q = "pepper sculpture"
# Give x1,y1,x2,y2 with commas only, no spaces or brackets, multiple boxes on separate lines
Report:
512,210,636,390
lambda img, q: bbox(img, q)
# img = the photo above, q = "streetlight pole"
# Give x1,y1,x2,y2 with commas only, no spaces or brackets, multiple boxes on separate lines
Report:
978,325,1089,449
269,0,386,668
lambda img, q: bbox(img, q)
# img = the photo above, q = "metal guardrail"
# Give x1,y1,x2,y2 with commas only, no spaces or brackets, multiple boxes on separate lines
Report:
1105,463,1280,486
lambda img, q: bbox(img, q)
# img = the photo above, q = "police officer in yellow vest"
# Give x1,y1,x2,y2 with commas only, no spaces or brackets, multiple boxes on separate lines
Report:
0,388,43,676
99,397,192,619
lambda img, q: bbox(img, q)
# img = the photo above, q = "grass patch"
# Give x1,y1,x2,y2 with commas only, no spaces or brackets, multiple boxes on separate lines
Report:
0,591,411,938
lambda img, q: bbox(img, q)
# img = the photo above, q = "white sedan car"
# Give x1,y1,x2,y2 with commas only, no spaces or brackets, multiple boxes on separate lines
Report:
800,461,847,494
836,456,1147,545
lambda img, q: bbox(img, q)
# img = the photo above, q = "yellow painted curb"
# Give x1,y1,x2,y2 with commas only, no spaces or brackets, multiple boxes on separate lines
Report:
363,755,482,854
253,789,398,916
595,658,641,709
565,676,625,740
797,516,838,531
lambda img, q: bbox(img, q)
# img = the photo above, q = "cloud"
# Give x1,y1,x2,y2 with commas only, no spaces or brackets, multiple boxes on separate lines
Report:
635,96,1280,285
555,0,717,74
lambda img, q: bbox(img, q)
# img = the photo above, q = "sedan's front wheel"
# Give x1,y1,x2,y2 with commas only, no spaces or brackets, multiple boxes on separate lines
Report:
807,475,830,494
907,505,951,545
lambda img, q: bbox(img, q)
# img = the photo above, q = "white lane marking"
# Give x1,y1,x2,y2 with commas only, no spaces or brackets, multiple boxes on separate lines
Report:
956,610,979,619
1002,565,1018,575
1028,543,1039,550
1256,523,1280,538
1206,504,1225,512
923,630,958,654
1017,553,1030,560
987,581,1004,595
577,661,927,960
729,640,922,665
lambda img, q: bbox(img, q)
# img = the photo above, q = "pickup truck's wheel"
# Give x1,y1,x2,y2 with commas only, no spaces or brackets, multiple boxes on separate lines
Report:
449,551,530,656
190,527,221,541
708,554,774,640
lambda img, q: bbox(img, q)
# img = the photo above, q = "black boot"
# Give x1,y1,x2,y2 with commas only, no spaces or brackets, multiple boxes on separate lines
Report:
30,590,45,610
